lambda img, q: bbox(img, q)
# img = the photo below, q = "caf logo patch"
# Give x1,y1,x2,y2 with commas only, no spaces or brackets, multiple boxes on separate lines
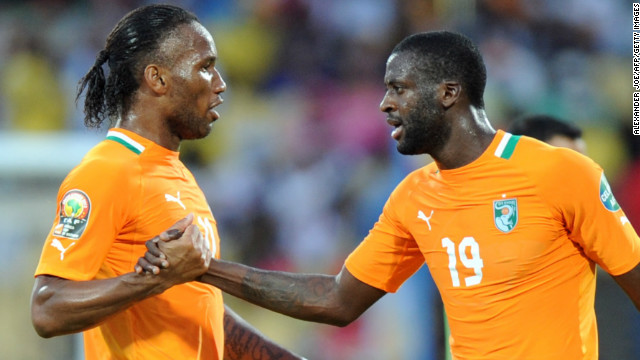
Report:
53,189,91,239
599,173,620,212
494,198,518,233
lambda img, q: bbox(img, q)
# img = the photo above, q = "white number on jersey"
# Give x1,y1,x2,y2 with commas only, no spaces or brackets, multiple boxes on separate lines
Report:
441,236,484,287
197,216,217,257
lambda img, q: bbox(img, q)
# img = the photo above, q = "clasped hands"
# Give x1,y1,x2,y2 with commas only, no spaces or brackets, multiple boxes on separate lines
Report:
134,213,211,284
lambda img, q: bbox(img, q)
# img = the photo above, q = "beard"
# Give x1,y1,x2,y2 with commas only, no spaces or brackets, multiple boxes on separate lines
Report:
396,93,450,156
167,100,213,141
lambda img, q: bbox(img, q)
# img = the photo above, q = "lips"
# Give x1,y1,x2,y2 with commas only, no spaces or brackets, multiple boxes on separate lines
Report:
208,97,224,121
387,117,403,140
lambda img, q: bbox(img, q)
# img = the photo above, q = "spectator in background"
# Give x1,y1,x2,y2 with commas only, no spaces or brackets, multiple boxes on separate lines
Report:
507,114,586,154
2,28,67,131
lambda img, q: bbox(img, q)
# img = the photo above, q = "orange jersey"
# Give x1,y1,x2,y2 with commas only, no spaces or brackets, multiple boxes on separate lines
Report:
35,128,224,360
345,130,640,360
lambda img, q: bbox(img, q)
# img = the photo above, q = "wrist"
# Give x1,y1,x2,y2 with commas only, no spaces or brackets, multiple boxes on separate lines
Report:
127,271,171,298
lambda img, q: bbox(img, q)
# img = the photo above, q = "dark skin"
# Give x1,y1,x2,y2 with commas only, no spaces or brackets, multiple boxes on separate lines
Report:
31,215,210,337
31,21,303,360
134,51,497,325
137,49,640,326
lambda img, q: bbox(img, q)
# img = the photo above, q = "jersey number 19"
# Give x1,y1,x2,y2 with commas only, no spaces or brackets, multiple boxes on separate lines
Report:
441,237,484,287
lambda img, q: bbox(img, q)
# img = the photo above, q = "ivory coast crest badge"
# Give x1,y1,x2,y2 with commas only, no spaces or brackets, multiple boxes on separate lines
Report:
53,189,91,239
494,198,518,233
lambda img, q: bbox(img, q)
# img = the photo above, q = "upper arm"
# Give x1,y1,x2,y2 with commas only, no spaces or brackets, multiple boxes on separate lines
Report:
35,158,138,281
344,177,425,293
333,266,386,324
544,151,640,275
612,261,640,312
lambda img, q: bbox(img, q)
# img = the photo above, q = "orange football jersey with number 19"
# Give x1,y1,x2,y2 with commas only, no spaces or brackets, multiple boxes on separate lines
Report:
35,128,224,360
346,130,640,360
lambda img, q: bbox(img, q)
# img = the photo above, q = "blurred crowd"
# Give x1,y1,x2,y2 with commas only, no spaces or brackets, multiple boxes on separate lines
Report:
1,0,639,359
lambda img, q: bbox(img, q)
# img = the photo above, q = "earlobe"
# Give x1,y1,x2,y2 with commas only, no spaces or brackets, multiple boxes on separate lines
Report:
144,65,168,94
441,82,461,109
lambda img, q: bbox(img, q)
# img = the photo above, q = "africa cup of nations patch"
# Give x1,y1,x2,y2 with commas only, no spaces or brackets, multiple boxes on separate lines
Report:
494,198,518,233
53,189,91,239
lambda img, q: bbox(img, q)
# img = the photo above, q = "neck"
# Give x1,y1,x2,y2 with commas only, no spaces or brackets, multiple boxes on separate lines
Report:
115,106,181,151
433,107,495,170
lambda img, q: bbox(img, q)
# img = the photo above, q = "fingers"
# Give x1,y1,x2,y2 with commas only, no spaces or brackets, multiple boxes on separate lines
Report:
144,248,168,269
136,257,160,275
159,213,194,242
146,236,166,260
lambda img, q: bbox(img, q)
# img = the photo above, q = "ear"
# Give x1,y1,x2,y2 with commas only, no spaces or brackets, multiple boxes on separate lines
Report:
143,64,168,95
440,81,461,109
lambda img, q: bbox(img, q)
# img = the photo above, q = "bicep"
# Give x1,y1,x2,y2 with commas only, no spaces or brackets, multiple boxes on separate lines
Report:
334,266,386,322
612,261,640,312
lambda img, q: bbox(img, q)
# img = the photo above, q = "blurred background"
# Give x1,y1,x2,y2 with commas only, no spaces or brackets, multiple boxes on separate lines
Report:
1,0,639,359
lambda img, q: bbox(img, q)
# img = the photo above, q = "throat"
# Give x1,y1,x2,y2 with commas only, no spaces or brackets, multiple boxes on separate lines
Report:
434,131,495,170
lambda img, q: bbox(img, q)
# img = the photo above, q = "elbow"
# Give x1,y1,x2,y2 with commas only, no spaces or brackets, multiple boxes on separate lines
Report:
323,307,361,327
331,318,354,328
31,289,64,338
32,309,59,338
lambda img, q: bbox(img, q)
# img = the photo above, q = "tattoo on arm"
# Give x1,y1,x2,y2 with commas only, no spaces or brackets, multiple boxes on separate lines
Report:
241,269,338,323
223,311,289,360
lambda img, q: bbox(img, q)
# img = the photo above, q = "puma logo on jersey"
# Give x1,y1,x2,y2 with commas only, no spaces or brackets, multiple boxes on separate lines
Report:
51,238,75,260
165,191,186,210
621,216,630,226
418,210,434,231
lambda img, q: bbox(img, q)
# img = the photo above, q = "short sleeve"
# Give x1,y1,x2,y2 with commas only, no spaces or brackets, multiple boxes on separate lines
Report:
548,151,640,275
345,178,425,292
35,153,139,280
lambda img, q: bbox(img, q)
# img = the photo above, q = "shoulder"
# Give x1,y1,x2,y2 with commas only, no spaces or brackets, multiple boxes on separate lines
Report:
385,162,436,210
391,162,435,195
509,135,603,205
62,139,144,191
511,135,599,178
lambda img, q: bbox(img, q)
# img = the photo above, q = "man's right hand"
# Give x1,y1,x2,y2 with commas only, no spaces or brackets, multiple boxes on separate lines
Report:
135,213,211,286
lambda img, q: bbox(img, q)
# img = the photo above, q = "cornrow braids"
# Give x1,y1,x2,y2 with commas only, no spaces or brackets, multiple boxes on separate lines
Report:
76,4,199,128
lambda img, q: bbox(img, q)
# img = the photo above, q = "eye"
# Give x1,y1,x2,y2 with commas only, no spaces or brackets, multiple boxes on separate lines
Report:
201,60,214,72
392,85,404,94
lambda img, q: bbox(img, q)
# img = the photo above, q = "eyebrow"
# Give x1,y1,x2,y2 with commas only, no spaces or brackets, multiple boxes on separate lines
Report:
201,55,217,65
384,78,402,87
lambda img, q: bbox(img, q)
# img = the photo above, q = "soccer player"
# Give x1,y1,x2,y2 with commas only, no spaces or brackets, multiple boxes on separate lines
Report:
507,114,587,155
30,5,303,360
138,31,640,359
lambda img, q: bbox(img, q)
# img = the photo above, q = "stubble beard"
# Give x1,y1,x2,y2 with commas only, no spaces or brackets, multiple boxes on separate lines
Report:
167,104,212,141
397,95,450,156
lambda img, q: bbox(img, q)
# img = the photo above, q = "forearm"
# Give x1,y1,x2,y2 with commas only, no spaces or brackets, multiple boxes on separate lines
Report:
31,273,168,337
200,260,347,325
223,306,305,360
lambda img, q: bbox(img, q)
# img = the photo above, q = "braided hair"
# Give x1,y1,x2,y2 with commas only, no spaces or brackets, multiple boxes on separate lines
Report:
77,4,198,128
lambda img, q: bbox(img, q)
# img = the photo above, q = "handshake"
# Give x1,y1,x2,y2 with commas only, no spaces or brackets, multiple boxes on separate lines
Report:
134,213,212,285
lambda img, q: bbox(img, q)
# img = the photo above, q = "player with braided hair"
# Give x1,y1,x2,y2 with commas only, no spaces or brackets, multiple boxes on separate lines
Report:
31,4,303,360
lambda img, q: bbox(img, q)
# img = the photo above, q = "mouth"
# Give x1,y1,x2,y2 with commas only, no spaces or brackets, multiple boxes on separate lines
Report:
208,97,224,121
387,117,403,141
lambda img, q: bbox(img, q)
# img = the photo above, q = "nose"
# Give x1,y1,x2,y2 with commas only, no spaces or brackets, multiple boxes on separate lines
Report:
379,93,395,114
212,68,227,94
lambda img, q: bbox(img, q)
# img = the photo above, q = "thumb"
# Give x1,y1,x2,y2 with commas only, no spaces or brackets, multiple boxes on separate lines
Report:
159,213,194,242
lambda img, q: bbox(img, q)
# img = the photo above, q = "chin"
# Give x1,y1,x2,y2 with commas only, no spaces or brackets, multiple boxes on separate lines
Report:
397,141,429,156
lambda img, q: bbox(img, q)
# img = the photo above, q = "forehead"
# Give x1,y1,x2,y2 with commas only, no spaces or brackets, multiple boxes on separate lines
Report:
384,52,418,83
162,22,217,63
